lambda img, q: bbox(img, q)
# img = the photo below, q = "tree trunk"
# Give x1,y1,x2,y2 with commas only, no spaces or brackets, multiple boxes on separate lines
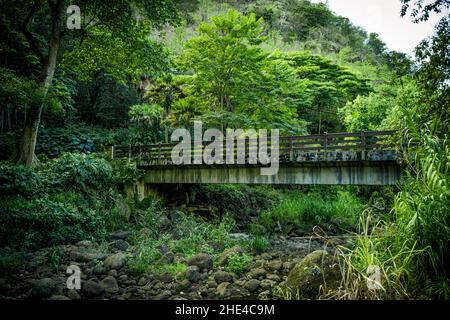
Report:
15,0,63,166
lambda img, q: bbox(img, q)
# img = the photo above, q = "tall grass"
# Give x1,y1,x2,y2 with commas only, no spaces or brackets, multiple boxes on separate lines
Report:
260,189,364,233
391,134,450,298
336,133,450,299
334,212,424,299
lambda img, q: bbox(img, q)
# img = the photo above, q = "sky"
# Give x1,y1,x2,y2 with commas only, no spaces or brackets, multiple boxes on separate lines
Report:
311,0,448,57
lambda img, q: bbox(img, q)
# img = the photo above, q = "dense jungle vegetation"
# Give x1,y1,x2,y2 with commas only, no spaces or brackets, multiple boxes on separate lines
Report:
0,0,448,300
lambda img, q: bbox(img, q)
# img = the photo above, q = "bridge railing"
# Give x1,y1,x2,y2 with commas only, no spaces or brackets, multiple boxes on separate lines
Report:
109,130,396,166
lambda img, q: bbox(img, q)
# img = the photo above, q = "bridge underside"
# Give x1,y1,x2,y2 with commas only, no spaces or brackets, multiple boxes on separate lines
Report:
142,161,402,185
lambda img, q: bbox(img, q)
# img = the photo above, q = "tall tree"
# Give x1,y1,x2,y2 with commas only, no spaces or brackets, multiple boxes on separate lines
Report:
3,0,179,166
401,0,450,22
283,52,372,133
176,9,307,133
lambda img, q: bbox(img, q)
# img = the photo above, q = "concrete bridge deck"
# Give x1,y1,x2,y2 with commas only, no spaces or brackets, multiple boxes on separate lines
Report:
110,131,403,185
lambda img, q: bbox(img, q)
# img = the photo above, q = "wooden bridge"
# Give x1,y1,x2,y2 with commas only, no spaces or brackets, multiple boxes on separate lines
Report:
110,131,403,185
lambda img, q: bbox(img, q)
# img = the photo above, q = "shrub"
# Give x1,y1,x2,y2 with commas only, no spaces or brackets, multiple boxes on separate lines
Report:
0,131,17,161
167,262,188,280
188,184,279,228
171,213,236,255
111,159,144,185
260,188,364,234
0,163,42,196
248,235,270,253
0,250,28,276
44,152,113,192
127,241,162,274
226,252,252,275
0,197,106,249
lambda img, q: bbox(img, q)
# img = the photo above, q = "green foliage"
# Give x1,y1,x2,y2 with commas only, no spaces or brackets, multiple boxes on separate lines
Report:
74,73,141,129
226,252,252,275
336,212,423,299
338,12,450,298
414,16,450,135
390,134,450,298
0,132,17,161
401,0,449,22
260,189,364,234
36,127,97,157
339,85,398,131
282,51,371,133
128,103,164,143
127,212,239,275
111,159,144,185
175,9,306,133
127,238,164,274
0,196,107,249
171,213,236,255
248,235,270,254
0,163,42,196
189,184,278,228
167,262,188,280
44,153,113,192
0,251,28,276
0,152,137,250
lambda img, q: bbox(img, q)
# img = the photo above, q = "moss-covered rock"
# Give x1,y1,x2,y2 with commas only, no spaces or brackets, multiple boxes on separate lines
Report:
218,245,245,266
284,250,340,299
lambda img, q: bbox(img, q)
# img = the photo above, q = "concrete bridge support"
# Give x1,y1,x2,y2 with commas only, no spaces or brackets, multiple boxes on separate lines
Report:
143,161,402,186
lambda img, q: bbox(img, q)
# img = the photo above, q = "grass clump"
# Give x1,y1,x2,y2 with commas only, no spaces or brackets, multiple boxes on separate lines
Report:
127,211,241,275
226,252,252,275
259,188,364,235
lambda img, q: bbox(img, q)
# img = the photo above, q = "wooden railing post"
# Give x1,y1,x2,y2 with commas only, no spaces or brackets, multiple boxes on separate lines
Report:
289,136,294,162
158,142,162,165
361,131,366,160
323,132,328,161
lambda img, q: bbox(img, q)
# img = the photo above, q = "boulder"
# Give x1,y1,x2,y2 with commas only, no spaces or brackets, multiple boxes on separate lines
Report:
69,248,105,263
244,279,260,293
284,250,340,299
159,252,175,264
108,231,132,241
66,289,81,300
207,280,217,289
93,264,106,275
101,276,119,294
109,240,130,252
216,282,231,298
248,268,267,280
186,266,200,283
158,215,171,228
83,280,105,298
76,240,93,247
214,271,233,284
267,260,283,271
104,253,125,270
29,278,55,299
159,273,173,283
187,253,213,271
266,274,281,282
260,279,276,291
175,279,191,292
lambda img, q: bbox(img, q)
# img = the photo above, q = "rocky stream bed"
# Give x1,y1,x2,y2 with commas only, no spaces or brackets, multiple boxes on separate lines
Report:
0,231,345,300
